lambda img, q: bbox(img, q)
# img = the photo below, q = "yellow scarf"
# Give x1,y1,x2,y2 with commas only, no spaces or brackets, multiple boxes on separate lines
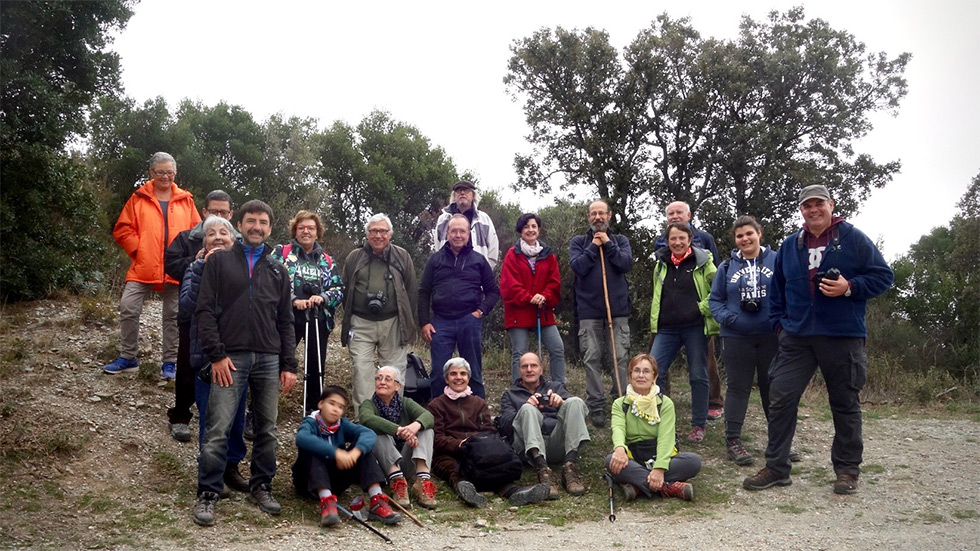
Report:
624,384,661,425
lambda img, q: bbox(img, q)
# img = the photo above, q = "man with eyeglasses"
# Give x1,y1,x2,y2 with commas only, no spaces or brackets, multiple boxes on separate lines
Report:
105,152,201,379
341,214,419,408
431,180,500,268
162,190,237,445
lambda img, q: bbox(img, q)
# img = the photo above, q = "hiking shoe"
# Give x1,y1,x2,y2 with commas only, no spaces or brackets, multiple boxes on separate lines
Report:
320,495,340,528
243,410,254,441
250,484,281,515
170,423,191,443
537,466,559,500
686,426,706,443
743,467,792,491
161,362,176,380
103,356,139,374
218,485,231,500
368,493,402,525
788,448,802,463
661,481,694,501
590,411,607,428
707,407,724,420
455,480,486,508
508,483,550,506
726,438,754,466
389,475,410,508
833,473,859,495
224,463,249,493
621,483,639,502
193,491,219,526
412,478,438,509
562,461,586,496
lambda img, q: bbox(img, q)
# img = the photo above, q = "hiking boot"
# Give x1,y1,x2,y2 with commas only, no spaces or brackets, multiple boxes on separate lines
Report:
320,495,340,528
412,478,438,509
103,356,139,374
726,438,754,466
707,407,724,420
788,449,802,463
224,463,249,493
193,491,219,526
161,362,176,380
508,483,550,506
742,467,792,491
455,480,486,508
250,484,281,515
660,481,694,501
562,461,586,496
169,423,191,443
243,410,254,441
537,466,559,500
686,426,706,443
368,493,402,525
833,473,859,495
621,483,639,502
590,411,607,428
218,485,231,499
389,475,410,508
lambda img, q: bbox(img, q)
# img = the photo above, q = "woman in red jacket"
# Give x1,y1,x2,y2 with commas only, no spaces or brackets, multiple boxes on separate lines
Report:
500,213,565,383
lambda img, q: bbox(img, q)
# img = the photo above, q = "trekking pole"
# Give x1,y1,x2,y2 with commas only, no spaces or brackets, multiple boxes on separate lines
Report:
301,308,311,418
312,302,323,405
337,503,393,544
536,305,543,361
598,247,623,396
604,472,616,522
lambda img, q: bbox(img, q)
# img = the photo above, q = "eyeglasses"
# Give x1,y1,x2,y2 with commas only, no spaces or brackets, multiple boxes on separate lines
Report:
375,375,398,383
152,170,176,177
206,209,231,217
631,369,654,376
296,225,317,233
368,228,390,235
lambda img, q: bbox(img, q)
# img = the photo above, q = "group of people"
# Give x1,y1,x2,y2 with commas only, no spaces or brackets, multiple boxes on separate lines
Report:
105,152,893,529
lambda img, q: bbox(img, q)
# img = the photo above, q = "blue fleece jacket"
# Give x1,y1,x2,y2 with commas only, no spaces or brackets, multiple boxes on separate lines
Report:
418,240,500,325
569,229,633,319
770,221,893,337
295,415,377,460
709,247,777,337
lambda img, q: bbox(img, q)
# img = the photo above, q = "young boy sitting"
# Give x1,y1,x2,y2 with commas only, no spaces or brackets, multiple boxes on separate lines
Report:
292,386,402,528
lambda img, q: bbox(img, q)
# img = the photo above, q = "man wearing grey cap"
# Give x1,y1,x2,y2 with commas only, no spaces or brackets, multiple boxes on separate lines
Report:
432,180,500,268
743,185,893,496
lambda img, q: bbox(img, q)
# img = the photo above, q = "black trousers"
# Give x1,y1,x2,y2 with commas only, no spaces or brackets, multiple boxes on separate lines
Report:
295,309,330,415
292,449,384,498
167,322,194,424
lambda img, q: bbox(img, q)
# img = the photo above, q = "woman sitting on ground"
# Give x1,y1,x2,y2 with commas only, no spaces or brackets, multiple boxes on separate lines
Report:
606,353,701,501
359,365,439,509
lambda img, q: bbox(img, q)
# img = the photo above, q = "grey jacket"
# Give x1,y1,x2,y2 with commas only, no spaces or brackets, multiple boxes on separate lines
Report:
341,242,419,347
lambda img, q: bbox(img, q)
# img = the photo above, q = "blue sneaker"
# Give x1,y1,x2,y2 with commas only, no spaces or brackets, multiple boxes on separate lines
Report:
103,356,139,374
161,362,176,380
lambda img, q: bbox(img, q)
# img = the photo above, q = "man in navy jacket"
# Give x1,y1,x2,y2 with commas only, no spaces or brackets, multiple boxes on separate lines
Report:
419,214,500,398
743,185,893,496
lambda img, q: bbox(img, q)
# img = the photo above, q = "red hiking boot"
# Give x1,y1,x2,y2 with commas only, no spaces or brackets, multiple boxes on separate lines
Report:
319,495,339,528
368,493,402,525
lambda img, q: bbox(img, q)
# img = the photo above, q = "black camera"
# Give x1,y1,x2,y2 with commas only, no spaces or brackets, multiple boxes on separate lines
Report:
812,267,841,285
301,281,320,296
740,298,761,312
535,392,550,406
366,291,386,314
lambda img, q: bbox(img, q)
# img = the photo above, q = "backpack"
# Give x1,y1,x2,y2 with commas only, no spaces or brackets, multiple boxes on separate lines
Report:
459,431,523,491
404,352,431,406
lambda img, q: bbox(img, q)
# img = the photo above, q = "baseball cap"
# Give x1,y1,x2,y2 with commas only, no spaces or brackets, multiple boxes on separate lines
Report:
798,184,832,205
453,180,476,192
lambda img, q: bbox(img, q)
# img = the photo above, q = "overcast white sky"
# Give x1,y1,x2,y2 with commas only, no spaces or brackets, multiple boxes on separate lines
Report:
111,0,979,259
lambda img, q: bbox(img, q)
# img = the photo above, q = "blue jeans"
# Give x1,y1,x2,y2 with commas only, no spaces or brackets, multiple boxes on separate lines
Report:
651,325,709,428
194,377,247,464
429,314,485,398
198,352,281,494
508,324,566,383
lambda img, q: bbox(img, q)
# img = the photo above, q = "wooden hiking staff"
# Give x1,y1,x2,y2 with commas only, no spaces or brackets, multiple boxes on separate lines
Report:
599,246,623,396
390,499,425,527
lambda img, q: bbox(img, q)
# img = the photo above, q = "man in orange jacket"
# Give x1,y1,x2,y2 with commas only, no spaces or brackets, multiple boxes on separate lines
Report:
104,152,201,378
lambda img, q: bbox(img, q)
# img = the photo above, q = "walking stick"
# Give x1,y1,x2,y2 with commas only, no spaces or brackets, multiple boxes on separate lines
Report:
390,498,425,528
598,247,623,396
604,472,616,522
337,503,393,544
301,308,311,418
536,305,543,360
312,303,323,408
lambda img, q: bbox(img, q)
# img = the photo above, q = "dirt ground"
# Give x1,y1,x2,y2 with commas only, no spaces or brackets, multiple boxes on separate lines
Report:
0,298,977,550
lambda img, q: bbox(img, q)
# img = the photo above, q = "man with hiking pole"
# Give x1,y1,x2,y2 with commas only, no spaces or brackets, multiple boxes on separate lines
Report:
569,200,633,427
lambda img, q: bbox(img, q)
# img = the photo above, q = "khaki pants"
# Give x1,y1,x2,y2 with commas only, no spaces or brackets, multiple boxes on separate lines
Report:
512,397,591,464
349,315,407,409
118,281,178,362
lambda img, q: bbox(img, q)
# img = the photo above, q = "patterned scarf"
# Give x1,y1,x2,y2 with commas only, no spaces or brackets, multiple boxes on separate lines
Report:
670,247,693,266
624,384,662,425
443,385,473,400
373,392,404,446
313,411,340,435
520,239,543,272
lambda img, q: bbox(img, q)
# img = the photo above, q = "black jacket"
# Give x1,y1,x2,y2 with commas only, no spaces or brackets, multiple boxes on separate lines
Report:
418,241,500,325
195,241,297,373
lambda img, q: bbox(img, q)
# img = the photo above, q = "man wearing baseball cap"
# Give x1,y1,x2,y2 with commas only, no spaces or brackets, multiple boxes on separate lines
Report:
431,180,500,269
743,184,893,496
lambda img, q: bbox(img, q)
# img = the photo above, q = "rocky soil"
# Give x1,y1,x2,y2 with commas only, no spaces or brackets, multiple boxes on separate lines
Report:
0,298,977,550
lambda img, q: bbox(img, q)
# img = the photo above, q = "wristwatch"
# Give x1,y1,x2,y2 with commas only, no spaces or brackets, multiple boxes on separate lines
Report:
844,284,852,297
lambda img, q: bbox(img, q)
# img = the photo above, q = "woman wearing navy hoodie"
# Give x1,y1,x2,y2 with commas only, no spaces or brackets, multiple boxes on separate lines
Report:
708,216,778,466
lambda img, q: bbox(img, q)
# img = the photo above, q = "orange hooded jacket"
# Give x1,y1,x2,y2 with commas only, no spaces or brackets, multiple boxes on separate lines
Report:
113,181,201,288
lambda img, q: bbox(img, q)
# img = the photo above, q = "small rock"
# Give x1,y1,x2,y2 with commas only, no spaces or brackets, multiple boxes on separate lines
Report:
88,396,101,403
474,518,489,528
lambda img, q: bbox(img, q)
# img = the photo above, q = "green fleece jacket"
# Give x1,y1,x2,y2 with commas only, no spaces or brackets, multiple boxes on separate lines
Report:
610,394,679,472
649,246,720,335
358,395,434,436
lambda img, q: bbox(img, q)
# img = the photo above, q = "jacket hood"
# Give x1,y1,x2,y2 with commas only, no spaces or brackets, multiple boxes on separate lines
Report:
727,245,773,264
133,180,193,202
511,239,554,260
656,245,711,267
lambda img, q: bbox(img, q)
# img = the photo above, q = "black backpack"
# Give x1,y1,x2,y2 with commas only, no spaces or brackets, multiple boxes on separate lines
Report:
459,431,523,491
404,352,431,406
